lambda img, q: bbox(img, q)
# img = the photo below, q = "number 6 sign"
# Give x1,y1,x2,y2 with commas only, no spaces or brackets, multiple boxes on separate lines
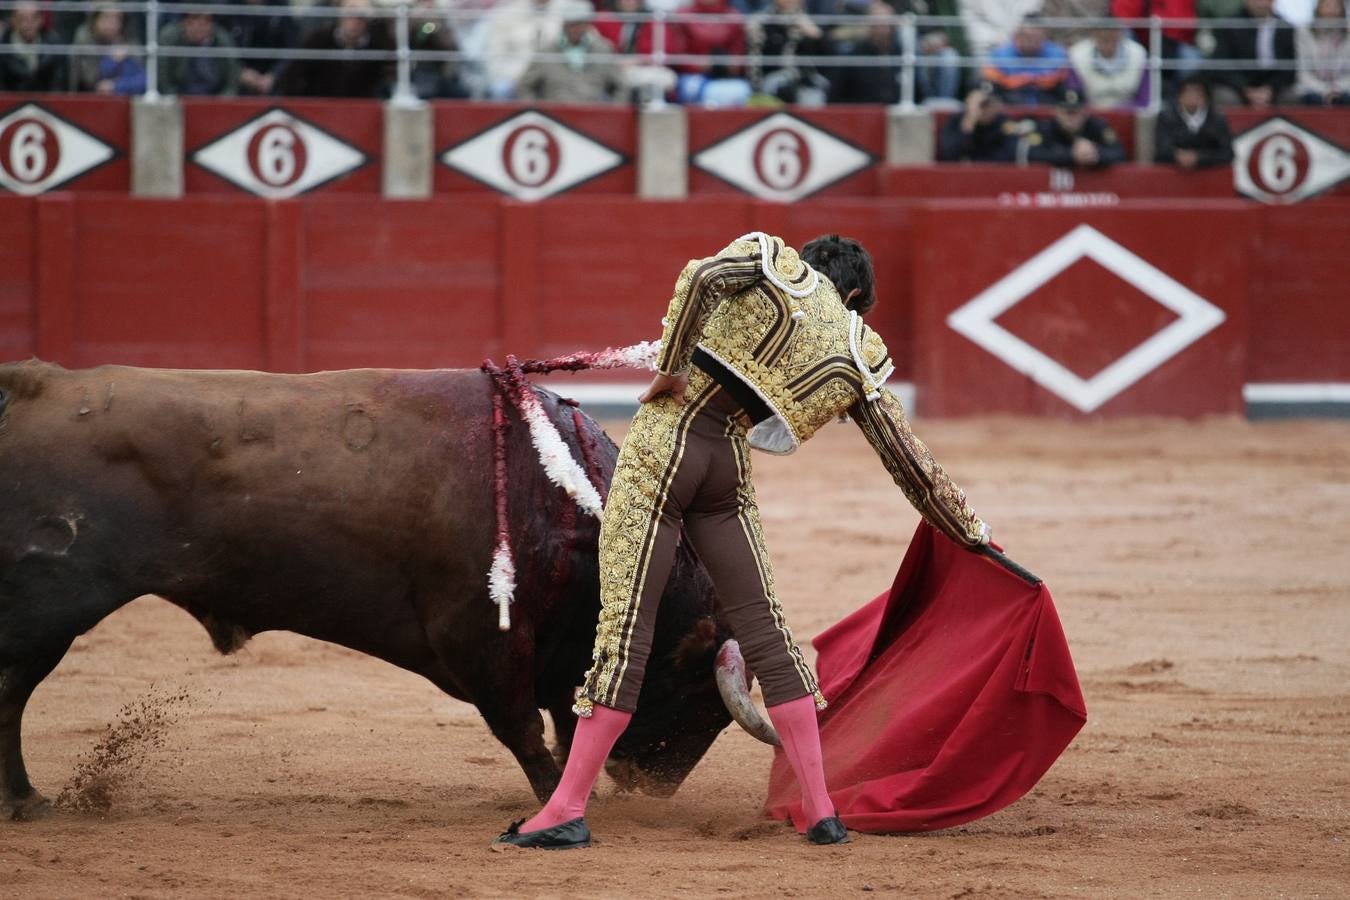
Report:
441,110,624,202
192,108,367,199
1233,116,1350,205
0,103,115,195
693,112,874,202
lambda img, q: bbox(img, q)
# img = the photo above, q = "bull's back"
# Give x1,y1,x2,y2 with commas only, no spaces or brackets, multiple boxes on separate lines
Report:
0,363,508,663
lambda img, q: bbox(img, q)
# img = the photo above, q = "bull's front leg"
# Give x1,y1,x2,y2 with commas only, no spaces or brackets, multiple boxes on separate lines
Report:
476,697,562,803
1,645,71,821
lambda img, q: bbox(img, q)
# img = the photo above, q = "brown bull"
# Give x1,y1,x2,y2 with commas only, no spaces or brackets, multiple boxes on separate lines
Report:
0,361,772,821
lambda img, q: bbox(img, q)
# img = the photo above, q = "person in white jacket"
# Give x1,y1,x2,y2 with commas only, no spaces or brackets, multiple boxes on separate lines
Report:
480,0,564,98
959,0,1043,58
1068,24,1148,107
1296,0,1350,102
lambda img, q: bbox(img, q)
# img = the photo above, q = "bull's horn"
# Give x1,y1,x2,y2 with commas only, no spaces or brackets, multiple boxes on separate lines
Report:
715,640,780,746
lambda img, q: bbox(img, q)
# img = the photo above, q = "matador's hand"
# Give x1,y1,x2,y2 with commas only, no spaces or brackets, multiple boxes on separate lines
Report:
639,372,688,405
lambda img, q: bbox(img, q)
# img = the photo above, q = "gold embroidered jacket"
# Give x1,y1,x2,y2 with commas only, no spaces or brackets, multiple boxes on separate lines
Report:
654,232,989,547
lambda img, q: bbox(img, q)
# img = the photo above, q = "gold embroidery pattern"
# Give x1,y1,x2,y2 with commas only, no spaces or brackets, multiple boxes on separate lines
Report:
655,239,763,376
576,371,717,715
850,388,988,548
698,266,882,450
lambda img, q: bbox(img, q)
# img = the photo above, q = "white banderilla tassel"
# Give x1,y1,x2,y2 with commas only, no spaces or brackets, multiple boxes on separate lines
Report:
517,388,605,520
488,539,516,632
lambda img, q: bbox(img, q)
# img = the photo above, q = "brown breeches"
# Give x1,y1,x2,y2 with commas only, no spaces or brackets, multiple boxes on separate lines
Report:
575,370,823,716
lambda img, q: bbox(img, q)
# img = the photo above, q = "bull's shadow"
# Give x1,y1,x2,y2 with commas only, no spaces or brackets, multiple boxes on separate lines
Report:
0,361,769,821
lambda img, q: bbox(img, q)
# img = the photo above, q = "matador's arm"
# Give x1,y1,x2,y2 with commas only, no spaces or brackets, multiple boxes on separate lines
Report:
849,387,991,548
654,237,766,377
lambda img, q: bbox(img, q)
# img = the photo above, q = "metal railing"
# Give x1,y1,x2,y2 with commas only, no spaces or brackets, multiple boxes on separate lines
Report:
0,2,1327,112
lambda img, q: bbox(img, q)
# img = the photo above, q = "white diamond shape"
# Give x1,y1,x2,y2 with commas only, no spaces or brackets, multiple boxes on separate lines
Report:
1232,116,1350,205
946,225,1227,413
692,112,873,202
0,103,115,196
192,108,367,199
440,110,624,202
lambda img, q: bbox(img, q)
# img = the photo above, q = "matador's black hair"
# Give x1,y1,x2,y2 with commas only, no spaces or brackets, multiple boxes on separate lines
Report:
801,234,876,315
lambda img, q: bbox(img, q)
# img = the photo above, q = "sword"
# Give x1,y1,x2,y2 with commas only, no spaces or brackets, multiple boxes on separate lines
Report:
977,544,1043,587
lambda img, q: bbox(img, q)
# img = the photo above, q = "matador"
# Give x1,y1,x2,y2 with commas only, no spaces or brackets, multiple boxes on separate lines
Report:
496,232,990,850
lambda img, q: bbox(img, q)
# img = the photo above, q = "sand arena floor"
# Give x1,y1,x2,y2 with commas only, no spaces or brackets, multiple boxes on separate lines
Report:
3,415,1348,898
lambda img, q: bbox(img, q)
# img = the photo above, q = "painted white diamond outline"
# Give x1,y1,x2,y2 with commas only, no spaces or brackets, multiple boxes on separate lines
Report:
946,225,1227,413
190,106,369,199
1231,115,1350,205
438,109,628,202
0,102,117,196
691,111,876,202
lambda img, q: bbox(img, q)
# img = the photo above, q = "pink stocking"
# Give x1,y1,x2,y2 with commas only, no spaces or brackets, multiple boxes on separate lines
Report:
767,694,834,826
520,704,632,832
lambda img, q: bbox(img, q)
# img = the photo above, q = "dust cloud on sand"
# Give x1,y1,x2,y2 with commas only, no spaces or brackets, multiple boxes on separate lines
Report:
4,416,1348,897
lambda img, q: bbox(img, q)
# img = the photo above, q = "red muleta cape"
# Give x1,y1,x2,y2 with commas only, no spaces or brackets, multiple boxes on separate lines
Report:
766,522,1087,833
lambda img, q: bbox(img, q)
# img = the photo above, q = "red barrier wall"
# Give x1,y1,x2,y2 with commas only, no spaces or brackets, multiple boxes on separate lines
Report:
0,196,36,361
913,202,1253,417
1249,200,1350,382
3,191,1346,415
881,164,1235,200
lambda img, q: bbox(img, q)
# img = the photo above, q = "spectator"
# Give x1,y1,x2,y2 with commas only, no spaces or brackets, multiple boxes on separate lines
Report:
1155,74,1235,166
482,0,563,98
1025,89,1126,165
983,14,1071,105
939,81,1022,160
1296,0,1350,103
825,1,967,100
1068,22,1150,106
595,0,669,55
517,1,621,100
277,0,394,98
749,0,830,103
959,0,1044,59
70,5,146,95
1041,0,1111,49
670,0,752,104
1276,0,1323,24
0,1,66,92
899,0,970,102
594,0,680,101
226,0,299,96
830,0,903,103
1211,0,1297,106
159,13,241,96
1112,0,1200,91
407,0,469,98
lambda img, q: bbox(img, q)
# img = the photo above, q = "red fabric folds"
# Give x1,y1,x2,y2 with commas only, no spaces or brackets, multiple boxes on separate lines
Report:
765,522,1087,833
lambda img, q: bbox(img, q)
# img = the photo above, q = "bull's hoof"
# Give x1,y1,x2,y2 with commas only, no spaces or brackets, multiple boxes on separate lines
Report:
2,792,53,822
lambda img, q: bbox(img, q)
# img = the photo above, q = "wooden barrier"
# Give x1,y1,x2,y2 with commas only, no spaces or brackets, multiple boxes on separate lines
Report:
1,190,1345,416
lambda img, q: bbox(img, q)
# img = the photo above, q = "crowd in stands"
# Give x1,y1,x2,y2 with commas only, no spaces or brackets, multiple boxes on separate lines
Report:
1,0,1346,144
2,0,1347,104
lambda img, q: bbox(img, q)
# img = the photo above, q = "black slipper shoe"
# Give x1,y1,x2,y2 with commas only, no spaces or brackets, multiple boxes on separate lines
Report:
806,814,850,845
492,817,592,850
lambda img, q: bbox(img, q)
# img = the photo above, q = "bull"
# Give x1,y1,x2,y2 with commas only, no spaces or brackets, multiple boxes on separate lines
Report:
0,361,774,821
